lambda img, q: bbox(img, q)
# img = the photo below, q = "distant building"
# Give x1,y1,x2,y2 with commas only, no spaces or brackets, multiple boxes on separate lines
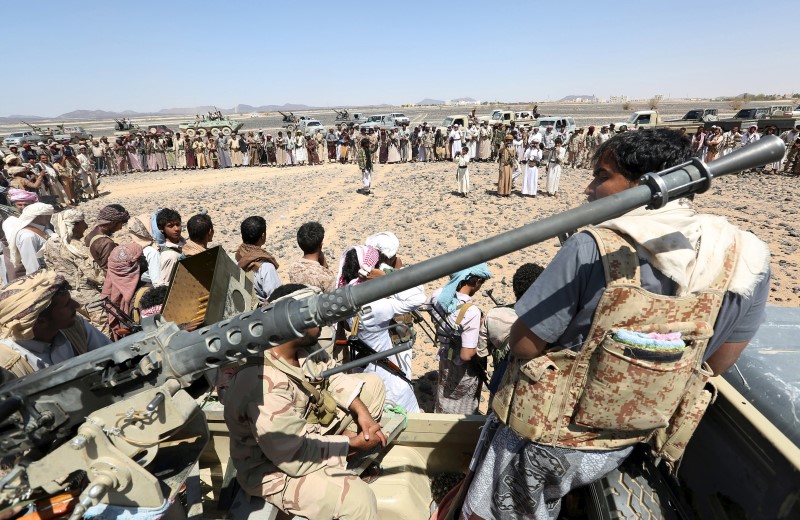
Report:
609,95,629,103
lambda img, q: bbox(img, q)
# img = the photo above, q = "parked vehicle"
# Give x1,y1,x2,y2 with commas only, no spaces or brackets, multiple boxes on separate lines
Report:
178,115,243,137
479,109,537,128
361,114,405,130
114,118,143,137
333,109,370,127
536,115,576,139
147,125,174,136
441,114,473,128
387,112,410,126
665,108,719,122
300,119,325,135
58,125,93,142
713,105,799,132
614,110,721,132
3,131,43,147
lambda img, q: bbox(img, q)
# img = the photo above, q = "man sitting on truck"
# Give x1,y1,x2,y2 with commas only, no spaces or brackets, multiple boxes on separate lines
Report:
462,128,771,520
223,284,386,520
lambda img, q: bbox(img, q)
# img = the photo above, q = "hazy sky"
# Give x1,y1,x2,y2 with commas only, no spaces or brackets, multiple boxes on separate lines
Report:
1,0,796,117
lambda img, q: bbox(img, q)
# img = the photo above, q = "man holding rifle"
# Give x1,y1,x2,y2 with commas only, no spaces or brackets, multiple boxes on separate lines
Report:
427,263,493,414
462,129,771,519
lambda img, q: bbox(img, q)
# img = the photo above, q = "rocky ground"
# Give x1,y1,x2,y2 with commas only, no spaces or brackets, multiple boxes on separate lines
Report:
78,157,799,411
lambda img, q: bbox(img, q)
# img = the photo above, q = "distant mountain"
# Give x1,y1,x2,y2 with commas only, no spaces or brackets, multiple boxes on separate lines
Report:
559,94,597,102
417,98,445,106
8,101,387,121
234,103,314,113
0,115,47,123
7,114,47,120
58,109,138,119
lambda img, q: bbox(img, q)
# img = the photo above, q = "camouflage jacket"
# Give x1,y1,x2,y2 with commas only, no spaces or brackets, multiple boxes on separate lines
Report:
223,347,364,498
493,227,734,459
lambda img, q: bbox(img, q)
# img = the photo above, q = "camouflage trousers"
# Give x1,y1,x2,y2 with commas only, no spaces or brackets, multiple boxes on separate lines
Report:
463,414,632,520
265,373,384,519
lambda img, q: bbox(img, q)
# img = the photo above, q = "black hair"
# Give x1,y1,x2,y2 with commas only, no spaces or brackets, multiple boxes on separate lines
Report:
457,275,485,290
296,222,325,254
267,283,309,303
512,263,545,300
591,128,692,183
240,216,266,245
139,285,169,309
187,213,213,242
156,208,181,231
341,249,361,284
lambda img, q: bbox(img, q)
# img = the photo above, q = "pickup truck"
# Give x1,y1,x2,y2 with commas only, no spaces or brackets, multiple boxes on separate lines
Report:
536,116,576,140
299,119,325,135
361,114,404,130
387,112,410,126
477,109,538,128
712,105,799,132
665,108,719,123
3,131,43,147
614,110,714,132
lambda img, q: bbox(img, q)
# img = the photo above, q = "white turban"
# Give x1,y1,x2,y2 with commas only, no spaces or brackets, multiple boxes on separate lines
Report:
8,203,54,268
365,231,400,259
52,209,86,258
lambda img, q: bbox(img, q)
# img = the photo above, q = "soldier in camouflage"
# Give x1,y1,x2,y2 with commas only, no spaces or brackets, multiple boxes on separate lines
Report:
223,284,387,519
462,129,771,520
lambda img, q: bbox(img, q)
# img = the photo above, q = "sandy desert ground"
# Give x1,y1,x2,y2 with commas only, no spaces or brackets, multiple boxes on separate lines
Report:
74,149,799,410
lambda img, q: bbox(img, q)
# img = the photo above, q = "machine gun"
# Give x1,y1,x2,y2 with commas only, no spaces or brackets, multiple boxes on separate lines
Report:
332,108,349,120
0,137,786,516
278,111,296,124
21,121,43,134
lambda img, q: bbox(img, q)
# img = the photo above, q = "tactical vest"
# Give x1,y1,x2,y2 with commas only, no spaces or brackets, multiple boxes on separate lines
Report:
492,227,733,470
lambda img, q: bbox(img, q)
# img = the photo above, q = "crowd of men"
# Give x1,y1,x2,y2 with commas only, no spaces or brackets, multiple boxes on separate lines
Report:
0,121,784,519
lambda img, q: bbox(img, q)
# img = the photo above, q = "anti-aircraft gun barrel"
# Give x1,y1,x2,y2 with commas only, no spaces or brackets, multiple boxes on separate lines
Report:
0,136,785,459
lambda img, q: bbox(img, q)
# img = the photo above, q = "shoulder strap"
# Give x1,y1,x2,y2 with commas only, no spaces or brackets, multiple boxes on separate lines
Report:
348,315,360,339
261,354,321,402
22,226,48,240
88,233,107,249
585,227,641,286
454,302,475,326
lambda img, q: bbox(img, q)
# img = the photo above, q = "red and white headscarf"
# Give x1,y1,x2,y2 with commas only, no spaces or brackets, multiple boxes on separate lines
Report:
336,245,380,288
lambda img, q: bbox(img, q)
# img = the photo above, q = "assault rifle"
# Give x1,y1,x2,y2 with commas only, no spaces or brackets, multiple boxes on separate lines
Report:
0,137,785,515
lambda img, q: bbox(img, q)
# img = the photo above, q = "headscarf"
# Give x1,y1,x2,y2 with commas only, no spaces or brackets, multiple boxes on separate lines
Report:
8,202,54,268
7,188,38,203
336,245,380,288
0,271,66,340
102,243,144,330
437,263,493,313
365,231,400,260
7,166,28,177
127,214,154,248
235,243,279,272
52,209,86,258
95,205,130,226
149,209,165,245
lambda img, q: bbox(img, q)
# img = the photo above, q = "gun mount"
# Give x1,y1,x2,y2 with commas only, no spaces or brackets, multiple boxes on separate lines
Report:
0,136,787,514
21,121,43,134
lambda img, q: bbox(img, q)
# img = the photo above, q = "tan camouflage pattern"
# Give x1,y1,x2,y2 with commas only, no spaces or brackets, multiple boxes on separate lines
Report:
493,227,734,453
478,305,517,359
223,346,384,517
